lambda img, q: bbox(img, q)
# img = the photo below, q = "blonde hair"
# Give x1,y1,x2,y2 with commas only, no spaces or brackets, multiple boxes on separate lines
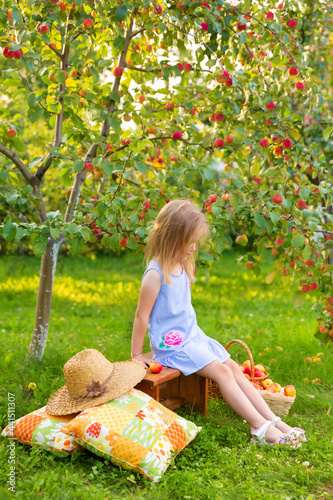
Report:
145,199,210,284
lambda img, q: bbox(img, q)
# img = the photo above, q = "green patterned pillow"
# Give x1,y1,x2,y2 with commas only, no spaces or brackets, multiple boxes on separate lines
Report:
1,406,80,453
61,388,201,481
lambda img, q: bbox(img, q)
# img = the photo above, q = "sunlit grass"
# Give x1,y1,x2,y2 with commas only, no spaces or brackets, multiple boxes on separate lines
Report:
0,252,332,499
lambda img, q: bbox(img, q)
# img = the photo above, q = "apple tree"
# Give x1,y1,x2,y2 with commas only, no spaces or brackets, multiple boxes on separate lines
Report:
1,0,333,362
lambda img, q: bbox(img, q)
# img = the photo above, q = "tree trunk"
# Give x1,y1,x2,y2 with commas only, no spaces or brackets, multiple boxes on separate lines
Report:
27,238,62,361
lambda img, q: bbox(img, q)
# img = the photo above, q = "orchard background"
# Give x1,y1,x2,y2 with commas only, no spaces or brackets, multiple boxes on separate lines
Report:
1,0,333,363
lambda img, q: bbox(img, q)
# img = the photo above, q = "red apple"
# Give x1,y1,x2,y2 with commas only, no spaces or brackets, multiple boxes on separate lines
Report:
288,67,298,76
260,139,269,147
214,139,224,148
265,101,275,110
272,194,282,204
149,361,162,373
84,162,94,172
83,19,93,29
8,128,17,138
172,131,182,140
37,23,49,33
113,66,123,77
287,19,297,28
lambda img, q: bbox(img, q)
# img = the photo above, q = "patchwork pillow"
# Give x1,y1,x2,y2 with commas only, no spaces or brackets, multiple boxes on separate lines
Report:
1,406,80,453
61,388,201,481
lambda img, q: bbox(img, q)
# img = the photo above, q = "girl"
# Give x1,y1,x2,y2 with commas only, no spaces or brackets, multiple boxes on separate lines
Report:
131,199,306,446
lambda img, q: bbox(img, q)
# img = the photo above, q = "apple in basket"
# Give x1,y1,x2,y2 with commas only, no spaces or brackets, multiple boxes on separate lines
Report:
243,360,251,368
251,381,262,391
270,382,282,393
255,364,266,372
260,379,273,389
244,366,252,377
265,386,276,394
149,361,163,374
284,385,296,397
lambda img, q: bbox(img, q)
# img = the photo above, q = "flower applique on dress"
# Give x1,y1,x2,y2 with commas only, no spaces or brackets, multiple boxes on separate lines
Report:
159,331,183,349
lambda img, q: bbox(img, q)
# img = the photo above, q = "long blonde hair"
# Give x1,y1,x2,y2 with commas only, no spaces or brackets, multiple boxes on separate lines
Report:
145,199,210,284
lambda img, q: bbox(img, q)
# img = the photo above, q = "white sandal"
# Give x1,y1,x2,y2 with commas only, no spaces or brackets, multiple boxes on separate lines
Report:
271,416,307,442
251,420,301,447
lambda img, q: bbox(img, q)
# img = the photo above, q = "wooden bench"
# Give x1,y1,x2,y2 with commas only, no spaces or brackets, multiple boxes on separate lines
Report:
134,352,208,416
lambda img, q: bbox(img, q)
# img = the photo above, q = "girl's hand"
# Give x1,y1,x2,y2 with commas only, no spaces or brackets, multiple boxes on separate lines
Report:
132,353,153,367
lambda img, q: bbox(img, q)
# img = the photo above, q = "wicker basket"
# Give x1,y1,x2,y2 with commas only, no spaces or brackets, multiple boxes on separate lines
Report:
207,339,295,416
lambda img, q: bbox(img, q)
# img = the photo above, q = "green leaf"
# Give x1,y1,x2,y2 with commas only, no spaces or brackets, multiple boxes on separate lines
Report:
251,161,260,175
107,92,120,103
33,241,47,257
270,211,280,225
102,162,114,176
323,126,333,141
229,194,239,207
27,94,37,108
200,252,214,262
113,36,126,51
67,223,79,235
254,213,266,228
184,101,193,110
134,161,147,175
74,160,85,172
202,169,213,181
265,271,277,284
3,222,17,241
109,117,121,132
202,134,214,147
115,6,128,22
50,228,61,240
299,187,310,199
2,78,21,87
293,291,306,308
80,226,92,243
291,235,305,248
161,67,169,79
70,235,84,255
11,7,23,25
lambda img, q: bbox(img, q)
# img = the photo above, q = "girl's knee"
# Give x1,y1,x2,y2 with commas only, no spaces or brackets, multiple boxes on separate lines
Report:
226,358,243,375
214,361,233,382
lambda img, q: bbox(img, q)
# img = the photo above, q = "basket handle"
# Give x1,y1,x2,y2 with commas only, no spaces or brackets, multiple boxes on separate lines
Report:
225,339,255,380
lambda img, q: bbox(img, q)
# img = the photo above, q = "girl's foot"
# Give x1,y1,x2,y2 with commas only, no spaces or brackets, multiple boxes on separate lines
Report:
251,421,301,447
271,416,307,442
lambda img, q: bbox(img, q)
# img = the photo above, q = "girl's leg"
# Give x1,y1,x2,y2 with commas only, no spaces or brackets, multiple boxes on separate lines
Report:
196,360,285,443
224,359,295,434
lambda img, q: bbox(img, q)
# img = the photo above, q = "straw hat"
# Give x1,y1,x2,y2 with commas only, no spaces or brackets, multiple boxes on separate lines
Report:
46,349,146,416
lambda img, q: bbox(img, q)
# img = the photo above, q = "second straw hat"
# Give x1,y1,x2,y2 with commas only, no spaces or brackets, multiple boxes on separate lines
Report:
46,349,147,416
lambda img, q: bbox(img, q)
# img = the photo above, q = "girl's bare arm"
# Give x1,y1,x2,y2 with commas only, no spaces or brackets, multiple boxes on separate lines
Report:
131,269,161,366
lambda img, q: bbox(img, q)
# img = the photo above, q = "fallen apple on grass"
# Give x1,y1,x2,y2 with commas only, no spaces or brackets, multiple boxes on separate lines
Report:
149,361,162,374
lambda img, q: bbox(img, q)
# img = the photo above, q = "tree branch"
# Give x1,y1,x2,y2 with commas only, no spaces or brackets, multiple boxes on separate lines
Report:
0,144,32,184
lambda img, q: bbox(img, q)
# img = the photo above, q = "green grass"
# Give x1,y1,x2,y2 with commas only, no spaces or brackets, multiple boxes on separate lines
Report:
0,252,332,500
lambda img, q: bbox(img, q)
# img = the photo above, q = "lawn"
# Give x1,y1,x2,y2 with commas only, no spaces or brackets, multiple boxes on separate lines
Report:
0,251,332,500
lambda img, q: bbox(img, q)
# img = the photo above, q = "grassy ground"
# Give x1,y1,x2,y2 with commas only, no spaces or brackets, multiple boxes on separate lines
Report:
0,251,332,500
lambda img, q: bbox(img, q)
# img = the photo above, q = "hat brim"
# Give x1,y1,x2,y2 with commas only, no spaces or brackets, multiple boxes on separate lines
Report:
45,360,147,416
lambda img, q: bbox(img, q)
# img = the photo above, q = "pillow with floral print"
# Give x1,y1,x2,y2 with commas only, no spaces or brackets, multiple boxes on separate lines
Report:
1,406,80,453
61,388,201,482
